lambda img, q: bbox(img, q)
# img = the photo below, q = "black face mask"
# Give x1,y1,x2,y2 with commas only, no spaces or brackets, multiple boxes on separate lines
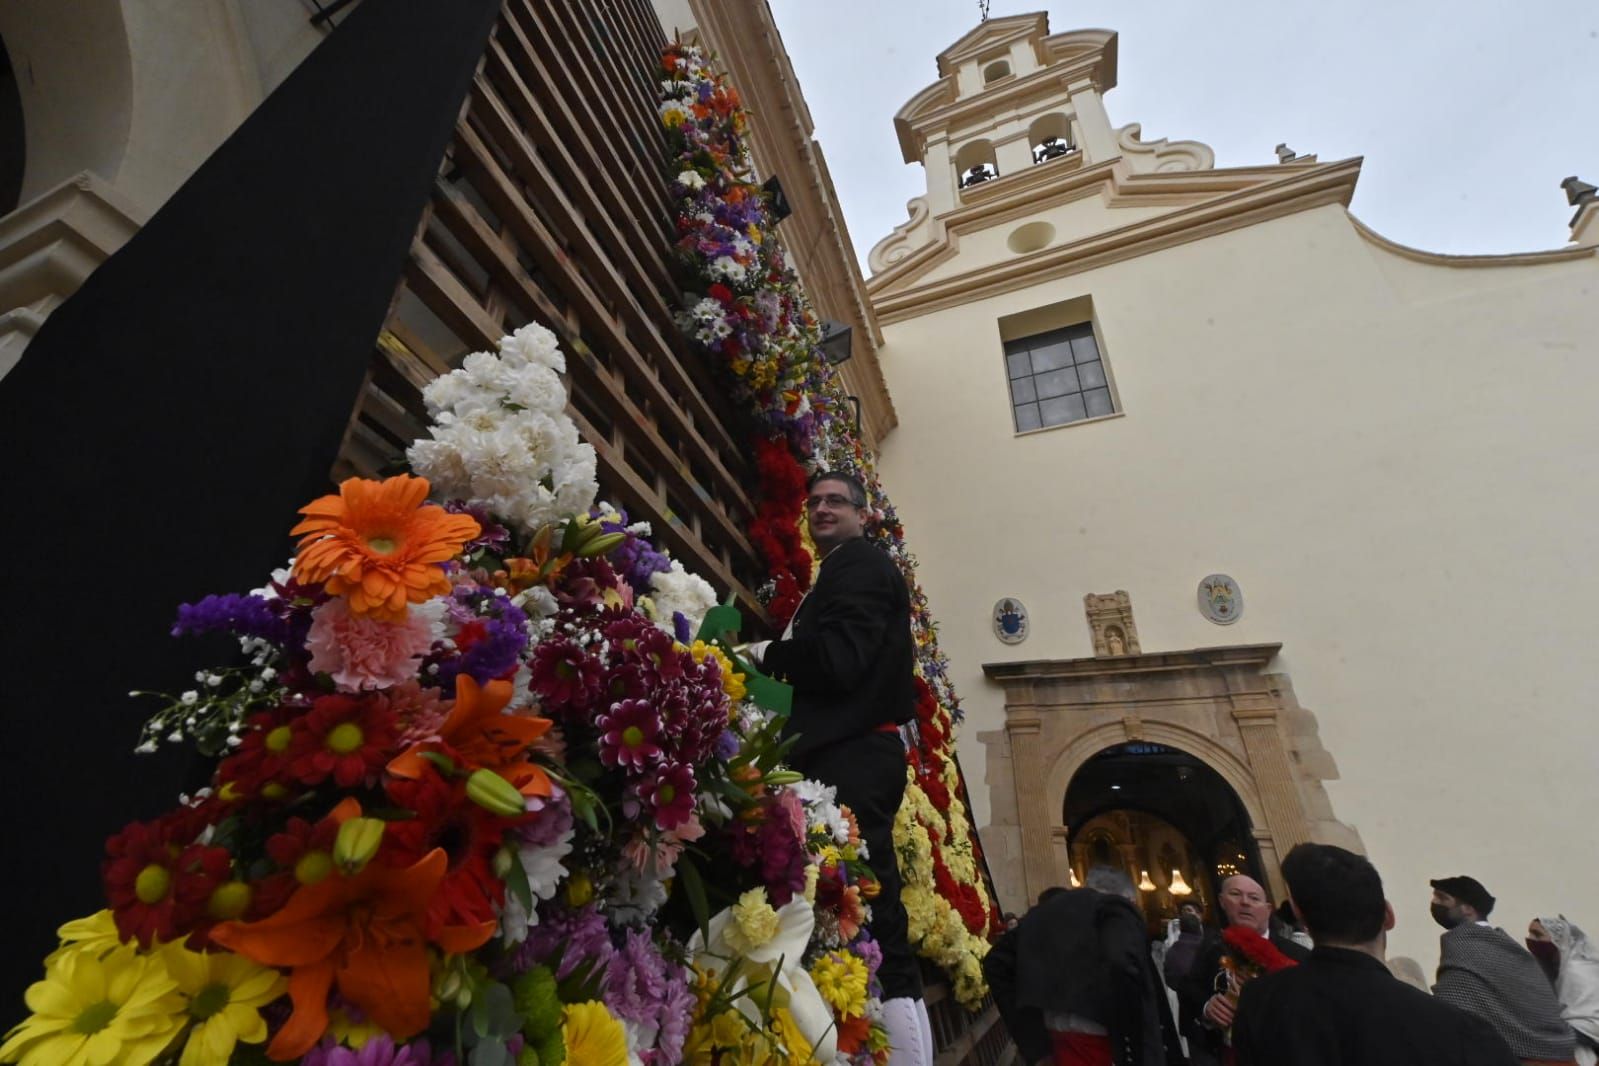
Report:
1179,913,1201,934
1527,939,1561,983
1432,903,1462,930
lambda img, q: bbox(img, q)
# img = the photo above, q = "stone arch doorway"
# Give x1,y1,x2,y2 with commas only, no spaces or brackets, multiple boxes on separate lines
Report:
981,642,1361,914
1064,742,1266,930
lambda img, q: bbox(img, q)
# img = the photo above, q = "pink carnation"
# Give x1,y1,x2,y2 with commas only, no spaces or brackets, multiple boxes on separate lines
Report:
305,597,439,692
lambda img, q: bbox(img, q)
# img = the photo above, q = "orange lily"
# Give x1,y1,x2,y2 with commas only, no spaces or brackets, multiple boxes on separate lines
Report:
389,675,553,799
210,848,492,1061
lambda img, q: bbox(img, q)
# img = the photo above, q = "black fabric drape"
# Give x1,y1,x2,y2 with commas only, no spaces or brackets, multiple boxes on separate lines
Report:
0,0,501,1013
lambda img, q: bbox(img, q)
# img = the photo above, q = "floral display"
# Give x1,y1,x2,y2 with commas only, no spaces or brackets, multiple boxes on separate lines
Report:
660,45,1003,1007
4,327,892,1066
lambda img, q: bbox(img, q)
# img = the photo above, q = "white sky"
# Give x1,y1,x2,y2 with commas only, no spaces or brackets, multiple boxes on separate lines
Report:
767,0,1599,272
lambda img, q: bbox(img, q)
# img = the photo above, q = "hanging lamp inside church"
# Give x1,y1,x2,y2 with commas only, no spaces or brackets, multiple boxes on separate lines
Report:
1137,870,1157,892
1169,869,1193,896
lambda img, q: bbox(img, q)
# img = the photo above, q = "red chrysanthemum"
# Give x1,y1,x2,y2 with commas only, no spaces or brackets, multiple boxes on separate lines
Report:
527,637,605,714
635,762,696,832
285,693,397,789
216,706,301,802
103,816,231,947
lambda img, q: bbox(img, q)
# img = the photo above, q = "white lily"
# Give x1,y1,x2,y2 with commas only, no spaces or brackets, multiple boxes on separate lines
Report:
689,892,839,1062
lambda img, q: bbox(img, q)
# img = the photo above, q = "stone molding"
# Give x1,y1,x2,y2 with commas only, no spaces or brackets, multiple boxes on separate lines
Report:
868,156,1364,323
1348,213,1598,268
0,171,145,378
981,643,1359,909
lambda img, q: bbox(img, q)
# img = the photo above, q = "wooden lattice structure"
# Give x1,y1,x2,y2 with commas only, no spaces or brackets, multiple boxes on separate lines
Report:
329,2,1010,1061
333,0,766,619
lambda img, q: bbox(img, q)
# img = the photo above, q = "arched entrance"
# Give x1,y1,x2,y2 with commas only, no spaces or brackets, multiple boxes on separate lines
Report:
981,641,1361,915
1064,742,1265,930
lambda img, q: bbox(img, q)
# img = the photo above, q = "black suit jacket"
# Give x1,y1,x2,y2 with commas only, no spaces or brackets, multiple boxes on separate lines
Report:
761,536,914,763
1172,922,1311,1056
984,888,1183,1066
1233,946,1518,1066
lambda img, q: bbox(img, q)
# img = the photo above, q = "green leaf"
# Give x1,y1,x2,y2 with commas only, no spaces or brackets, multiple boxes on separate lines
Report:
504,849,533,913
469,1039,514,1066
419,750,459,775
471,981,521,1039
678,855,712,947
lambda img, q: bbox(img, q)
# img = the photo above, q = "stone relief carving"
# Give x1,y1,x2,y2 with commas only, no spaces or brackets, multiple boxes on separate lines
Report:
1085,590,1142,656
867,196,933,274
1114,123,1215,174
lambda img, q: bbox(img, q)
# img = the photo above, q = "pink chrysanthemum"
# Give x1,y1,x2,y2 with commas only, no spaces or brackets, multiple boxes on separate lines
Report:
597,699,663,771
636,762,696,831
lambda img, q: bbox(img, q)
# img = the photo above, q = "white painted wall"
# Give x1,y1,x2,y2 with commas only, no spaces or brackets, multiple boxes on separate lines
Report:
874,201,1599,966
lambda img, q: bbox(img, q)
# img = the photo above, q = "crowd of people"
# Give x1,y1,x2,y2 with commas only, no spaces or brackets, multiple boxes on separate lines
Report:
985,845,1599,1066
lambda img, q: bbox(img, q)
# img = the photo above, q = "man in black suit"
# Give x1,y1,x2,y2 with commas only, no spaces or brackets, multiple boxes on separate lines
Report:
1171,873,1309,1065
1232,844,1518,1066
748,469,927,1064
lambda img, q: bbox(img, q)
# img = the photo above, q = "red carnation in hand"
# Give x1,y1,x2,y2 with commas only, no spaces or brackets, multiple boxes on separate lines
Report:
1223,923,1300,973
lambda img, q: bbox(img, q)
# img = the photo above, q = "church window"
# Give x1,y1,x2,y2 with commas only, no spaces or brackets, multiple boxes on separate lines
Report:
982,59,1012,83
1004,323,1115,431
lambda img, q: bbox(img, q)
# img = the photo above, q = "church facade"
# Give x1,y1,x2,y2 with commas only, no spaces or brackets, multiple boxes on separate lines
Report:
865,12,1599,966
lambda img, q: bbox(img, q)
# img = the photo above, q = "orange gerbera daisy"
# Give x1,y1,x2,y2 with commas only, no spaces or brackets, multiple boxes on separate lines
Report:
290,475,479,621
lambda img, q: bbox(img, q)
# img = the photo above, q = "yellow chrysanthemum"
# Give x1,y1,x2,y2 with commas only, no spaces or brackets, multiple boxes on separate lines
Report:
162,944,287,1066
768,1007,814,1064
46,910,127,965
0,945,185,1066
809,953,869,1020
726,888,780,953
562,1001,629,1066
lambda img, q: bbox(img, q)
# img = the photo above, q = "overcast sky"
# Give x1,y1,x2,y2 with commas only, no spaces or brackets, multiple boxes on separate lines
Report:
767,0,1599,273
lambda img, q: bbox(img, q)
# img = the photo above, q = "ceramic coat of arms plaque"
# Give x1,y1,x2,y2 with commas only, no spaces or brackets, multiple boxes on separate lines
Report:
993,597,1029,644
1198,574,1242,625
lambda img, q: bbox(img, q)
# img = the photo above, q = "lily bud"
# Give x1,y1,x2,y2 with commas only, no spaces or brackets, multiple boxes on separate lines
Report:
493,845,516,879
332,817,386,874
764,770,804,786
466,768,527,817
576,531,628,558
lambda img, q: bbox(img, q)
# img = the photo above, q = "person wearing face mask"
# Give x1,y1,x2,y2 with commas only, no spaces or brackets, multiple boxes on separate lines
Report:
1430,876,1575,1065
1161,901,1214,1057
1529,917,1599,1065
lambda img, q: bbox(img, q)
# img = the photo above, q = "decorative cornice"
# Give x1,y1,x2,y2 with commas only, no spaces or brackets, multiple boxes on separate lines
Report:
868,158,1363,323
983,643,1284,685
1348,213,1598,268
935,13,1048,73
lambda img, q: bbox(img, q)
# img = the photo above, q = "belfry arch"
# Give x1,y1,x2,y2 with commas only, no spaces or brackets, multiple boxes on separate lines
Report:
982,642,1360,910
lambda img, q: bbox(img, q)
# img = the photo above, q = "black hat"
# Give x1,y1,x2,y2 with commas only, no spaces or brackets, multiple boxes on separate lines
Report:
1431,876,1495,918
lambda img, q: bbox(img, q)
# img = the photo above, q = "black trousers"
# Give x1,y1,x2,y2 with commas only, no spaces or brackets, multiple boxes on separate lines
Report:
798,730,923,1001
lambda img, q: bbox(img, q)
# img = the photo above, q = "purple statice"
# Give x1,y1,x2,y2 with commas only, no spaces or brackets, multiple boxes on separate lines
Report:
854,935,885,999
671,610,693,645
597,506,672,597
714,728,740,760
605,929,696,1065
513,904,615,981
426,586,529,689
301,1035,457,1066
171,593,289,644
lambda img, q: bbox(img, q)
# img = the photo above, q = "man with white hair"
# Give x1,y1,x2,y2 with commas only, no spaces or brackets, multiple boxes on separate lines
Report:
1171,873,1309,1065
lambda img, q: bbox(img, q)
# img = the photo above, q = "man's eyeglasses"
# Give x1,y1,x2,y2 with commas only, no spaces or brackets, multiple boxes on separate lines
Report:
804,493,861,511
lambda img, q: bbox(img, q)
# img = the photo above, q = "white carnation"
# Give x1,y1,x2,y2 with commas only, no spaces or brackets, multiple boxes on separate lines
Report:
648,560,718,636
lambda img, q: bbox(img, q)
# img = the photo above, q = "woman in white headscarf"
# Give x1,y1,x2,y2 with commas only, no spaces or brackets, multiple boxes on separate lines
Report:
1530,915,1599,1065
